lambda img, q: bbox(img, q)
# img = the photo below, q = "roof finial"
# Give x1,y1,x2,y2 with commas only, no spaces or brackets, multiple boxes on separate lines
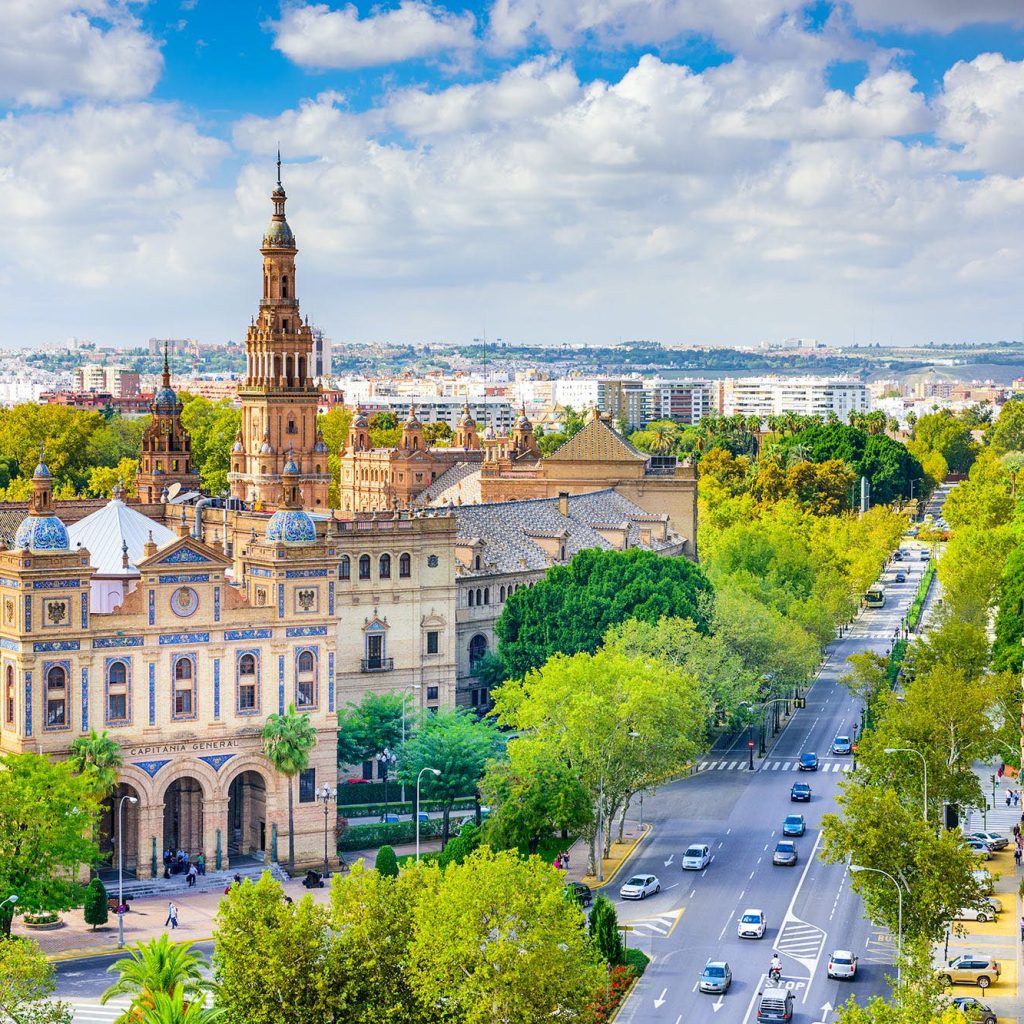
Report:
277,144,282,187
162,340,170,387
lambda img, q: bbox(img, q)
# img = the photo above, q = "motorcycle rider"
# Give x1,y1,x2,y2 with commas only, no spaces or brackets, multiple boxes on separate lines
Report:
769,952,782,979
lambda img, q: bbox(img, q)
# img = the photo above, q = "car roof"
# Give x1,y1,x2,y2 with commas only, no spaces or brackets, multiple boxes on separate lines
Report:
830,949,854,957
761,987,790,998
785,813,803,818
742,908,763,915
777,839,795,846
704,960,729,968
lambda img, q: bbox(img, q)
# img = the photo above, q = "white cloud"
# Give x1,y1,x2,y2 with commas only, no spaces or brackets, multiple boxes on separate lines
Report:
0,0,162,107
845,0,1024,33
272,1,476,69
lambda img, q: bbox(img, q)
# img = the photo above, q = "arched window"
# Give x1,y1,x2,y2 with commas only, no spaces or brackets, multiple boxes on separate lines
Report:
281,274,289,298
4,665,14,725
45,665,67,728
499,586,506,602
476,588,483,605
469,634,488,671
359,554,371,580
296,650,316,707
379,554,391,579
298,651,314,673
468,590,475,607
483,587,490,605
175,660,192,681
399,553,411,578
339,555,351,580
474,554,481,570
237,653,257,713
107,661,129,723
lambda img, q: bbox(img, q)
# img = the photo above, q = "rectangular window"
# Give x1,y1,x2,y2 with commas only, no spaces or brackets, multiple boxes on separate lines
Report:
107,693,127,722
238,684,256,711
426,631,439,655
471,689,479,706
174,689,193,717
362,760,373,780
427,685,439,701
46,698,66,727
4,686,13,725
296,680,314,707
299,768,316,803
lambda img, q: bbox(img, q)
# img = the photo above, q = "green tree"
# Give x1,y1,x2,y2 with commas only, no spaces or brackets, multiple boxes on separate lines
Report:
261,704,318,871
423,421,452,445
88,416,149,468
67,728,124,799
336,692,411,771
399,710,500,846
317,406,353,507
408,847,605,1024
102,935,211,1014
135,988,226,1024
83,878,109,931
495,548,714,680
838,651,889,709
375,845,399,878
0,404,107,494
369,411,398,431
0,753,102,935
0,937,73,1024
214,875,346,1024
908,615,990,682
438,822,482,869
179,395,241,496
941,480,1013,530
987,398,1024,455
86,459,140,498
909,410,977,474
992,545,1024,672
588,895,623,965
938,525,1017,626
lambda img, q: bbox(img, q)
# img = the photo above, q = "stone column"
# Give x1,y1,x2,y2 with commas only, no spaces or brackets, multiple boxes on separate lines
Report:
205,797,228,874
138,800,164,880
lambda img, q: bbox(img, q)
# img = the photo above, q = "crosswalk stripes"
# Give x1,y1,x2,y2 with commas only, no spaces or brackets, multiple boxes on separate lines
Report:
620,909,684,939
696,759,854,773
62,999,133,1023
776,919,826,962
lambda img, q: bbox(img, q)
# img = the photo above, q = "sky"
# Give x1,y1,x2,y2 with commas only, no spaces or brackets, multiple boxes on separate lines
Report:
2,2,1024,350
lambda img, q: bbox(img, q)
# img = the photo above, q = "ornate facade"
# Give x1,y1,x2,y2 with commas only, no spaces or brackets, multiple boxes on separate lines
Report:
136,347,202,503
228,162,330,510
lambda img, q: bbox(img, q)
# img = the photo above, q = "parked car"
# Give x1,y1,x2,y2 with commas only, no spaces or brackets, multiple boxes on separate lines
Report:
972,869,994,893
951,996,998,1024
791,782,811,802
965,838,994,860
564,882,593,908
782,814,805,837
620,874,660,900
936,954,1001,989
832,735,852,755
968,831,1009,851
954,898,1003,923
757,988,794,1021
682,843,712,870
827,949,858,979
773,841,798,866
798,752,818,771
699,960,732,994
737,908,766,939
893,550,903,560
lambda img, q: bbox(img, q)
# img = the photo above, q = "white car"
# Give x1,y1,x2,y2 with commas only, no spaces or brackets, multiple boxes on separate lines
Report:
737,908,766,939
619,874,660,900
682,843,712,870
965,838,993,860
955,898,1003,923
827,950,858,979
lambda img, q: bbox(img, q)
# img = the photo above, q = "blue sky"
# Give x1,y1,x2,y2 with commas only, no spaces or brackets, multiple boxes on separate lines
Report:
2,1,1024,349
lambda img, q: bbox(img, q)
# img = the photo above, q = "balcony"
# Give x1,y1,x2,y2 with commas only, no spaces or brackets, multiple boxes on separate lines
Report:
361,657,394,673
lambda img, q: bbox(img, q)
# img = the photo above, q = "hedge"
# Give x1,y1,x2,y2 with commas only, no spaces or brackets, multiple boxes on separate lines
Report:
338,817,446,851
338,798,477,819
906,562,936,632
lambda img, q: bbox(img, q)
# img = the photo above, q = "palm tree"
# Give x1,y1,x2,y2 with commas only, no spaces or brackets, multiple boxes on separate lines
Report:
101,936,211,1018
648,421,677,454
136,990,225,1024
261,703,318,871
68,729,124,798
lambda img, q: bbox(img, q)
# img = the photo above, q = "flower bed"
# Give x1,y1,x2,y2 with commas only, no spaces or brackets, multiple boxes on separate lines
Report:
590,951,650,1022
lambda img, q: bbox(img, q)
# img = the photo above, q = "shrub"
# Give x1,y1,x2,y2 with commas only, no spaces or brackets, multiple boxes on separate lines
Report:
589,895,623,965
83,878,108,931
336,797,477,819
337,817,445,852
375,845,399,878
438,823,482,870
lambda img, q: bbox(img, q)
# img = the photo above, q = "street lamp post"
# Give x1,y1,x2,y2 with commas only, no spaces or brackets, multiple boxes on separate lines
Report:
597,774,605,883
850,864,903,986
317,785,337,879
884,747,928,821
380,749,396,822
416,767,441,863
399,684,421,804
117,794,138,949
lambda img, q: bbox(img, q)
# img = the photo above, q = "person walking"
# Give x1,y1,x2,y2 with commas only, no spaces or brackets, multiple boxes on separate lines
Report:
1014,791,1020,808
1015,843,1022,868
1019,913,1024,942
1006,788,1013,808
196,852,205,876
165,902,178,929
186,863,198,888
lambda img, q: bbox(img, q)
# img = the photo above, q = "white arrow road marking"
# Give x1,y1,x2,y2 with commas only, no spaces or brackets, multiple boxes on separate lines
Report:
654,988,668,1009
712,994,725,1013
664,853,674,867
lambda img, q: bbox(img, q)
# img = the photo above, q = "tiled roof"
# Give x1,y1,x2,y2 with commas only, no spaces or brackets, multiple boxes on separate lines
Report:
67,499,177,577
449,488,678,575
420,462,483,505
546,416,648,463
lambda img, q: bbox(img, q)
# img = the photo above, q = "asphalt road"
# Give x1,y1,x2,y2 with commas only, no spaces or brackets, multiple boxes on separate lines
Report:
611,547,930,1024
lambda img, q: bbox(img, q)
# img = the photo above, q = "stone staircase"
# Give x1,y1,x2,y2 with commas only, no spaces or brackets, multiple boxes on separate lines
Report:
111,860,290,901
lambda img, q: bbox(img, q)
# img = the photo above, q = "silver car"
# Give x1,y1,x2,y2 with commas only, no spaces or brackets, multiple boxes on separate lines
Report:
955,898,1003,923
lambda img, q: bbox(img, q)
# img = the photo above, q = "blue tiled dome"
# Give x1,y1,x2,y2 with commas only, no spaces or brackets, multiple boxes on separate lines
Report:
15,515,70,552
263,219,294,247
283,455,301,475
266,509,316,544
153,386,178,413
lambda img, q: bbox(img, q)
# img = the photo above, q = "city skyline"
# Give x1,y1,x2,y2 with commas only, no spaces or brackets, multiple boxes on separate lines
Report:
3,1,1024,350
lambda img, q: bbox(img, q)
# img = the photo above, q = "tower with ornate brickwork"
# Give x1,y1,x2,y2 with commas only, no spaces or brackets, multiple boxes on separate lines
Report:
228,158,330,510
136,346,202,503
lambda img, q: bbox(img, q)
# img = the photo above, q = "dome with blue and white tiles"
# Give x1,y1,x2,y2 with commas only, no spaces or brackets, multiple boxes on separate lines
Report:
265,509,316,544
15,450,69,553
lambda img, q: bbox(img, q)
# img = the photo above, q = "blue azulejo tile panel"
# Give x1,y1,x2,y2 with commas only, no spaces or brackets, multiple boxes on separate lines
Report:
93,636,144,648
134,759,171,778
81,668,88,732
33,640,80,653
32,579,80,589
81,593,88,630
149,663,155,726
224,628,272,641
24,672,31,736
213,658,220,720
277,584,285,618
328,652,335,712
157,547,210,565
158,573,210,584
278,655,285,716
329,581,334,616
159,632,210,645
148,589,155,626
285,568,328,579
285,625,328,638
214,586,220,623
249,567,272,578
24,595,31,633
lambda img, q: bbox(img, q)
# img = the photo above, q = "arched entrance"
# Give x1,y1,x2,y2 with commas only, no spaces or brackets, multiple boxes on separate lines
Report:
98,782,141,877
163,777,204,857
227,771,267,860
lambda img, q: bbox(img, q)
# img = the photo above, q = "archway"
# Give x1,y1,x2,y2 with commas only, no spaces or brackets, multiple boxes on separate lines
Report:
163,777,204,858
97,782,141,877
227,770,267,861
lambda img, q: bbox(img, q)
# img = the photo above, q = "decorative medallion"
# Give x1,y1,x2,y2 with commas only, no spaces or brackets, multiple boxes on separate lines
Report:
198,753,235,772
427,554,439,567
170,586,199,617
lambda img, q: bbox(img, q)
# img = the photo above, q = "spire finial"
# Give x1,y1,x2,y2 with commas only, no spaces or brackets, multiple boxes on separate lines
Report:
162,340,170,387
277,145,282,187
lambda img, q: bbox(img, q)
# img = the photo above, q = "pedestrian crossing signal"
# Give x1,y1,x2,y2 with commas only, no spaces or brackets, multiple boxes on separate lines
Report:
794,697,806,709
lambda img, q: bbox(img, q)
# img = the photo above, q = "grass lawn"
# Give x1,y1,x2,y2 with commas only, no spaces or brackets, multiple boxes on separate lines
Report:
526,835,576,865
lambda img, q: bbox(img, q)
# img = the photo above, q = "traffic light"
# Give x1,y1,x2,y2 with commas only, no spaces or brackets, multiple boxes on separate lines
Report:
794,697,806,709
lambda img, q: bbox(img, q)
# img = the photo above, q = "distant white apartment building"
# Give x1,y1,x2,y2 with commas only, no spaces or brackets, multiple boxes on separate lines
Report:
374,394,516,434
76,365,141,398
552,376,714,430
720,376,869,420
645,379,716,426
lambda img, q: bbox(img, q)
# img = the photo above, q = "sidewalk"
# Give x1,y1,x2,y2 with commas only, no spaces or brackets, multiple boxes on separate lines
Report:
17,837,442,961
564,820,648,890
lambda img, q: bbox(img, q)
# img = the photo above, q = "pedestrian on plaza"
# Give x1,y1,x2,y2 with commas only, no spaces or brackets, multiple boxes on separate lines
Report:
165,902,178,929
1006,788,1013,808
999,763,1006,779
1020,914,1024,942
233,873,242,886
186,864,197,888
562,849,570,869
196,852,205,876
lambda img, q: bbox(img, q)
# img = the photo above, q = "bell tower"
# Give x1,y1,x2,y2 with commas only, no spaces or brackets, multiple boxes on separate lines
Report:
228,155,330,509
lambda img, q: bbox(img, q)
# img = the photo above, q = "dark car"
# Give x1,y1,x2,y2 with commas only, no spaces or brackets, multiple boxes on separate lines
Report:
951,996,997,1024
791,782,811,802
783,814,806,836
894,571,907,583
893,550,903,560
798,752,818,771
773,841,798,866
564,882,593,908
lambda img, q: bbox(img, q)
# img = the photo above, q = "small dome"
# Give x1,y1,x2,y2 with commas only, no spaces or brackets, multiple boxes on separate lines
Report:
313,430,328,454
352,408,369,429
515,409,531,430
404,406,421,429
263,219,295,247
33,459,51,480
458,405,476,428
283,454,301,475
265,509,316,544
153,386,178,413
15,515,70,553
231,431,244,454
260,434,274,454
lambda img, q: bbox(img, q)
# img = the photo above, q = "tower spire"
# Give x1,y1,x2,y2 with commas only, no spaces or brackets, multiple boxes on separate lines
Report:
277,145,282,188
162,340,170,387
